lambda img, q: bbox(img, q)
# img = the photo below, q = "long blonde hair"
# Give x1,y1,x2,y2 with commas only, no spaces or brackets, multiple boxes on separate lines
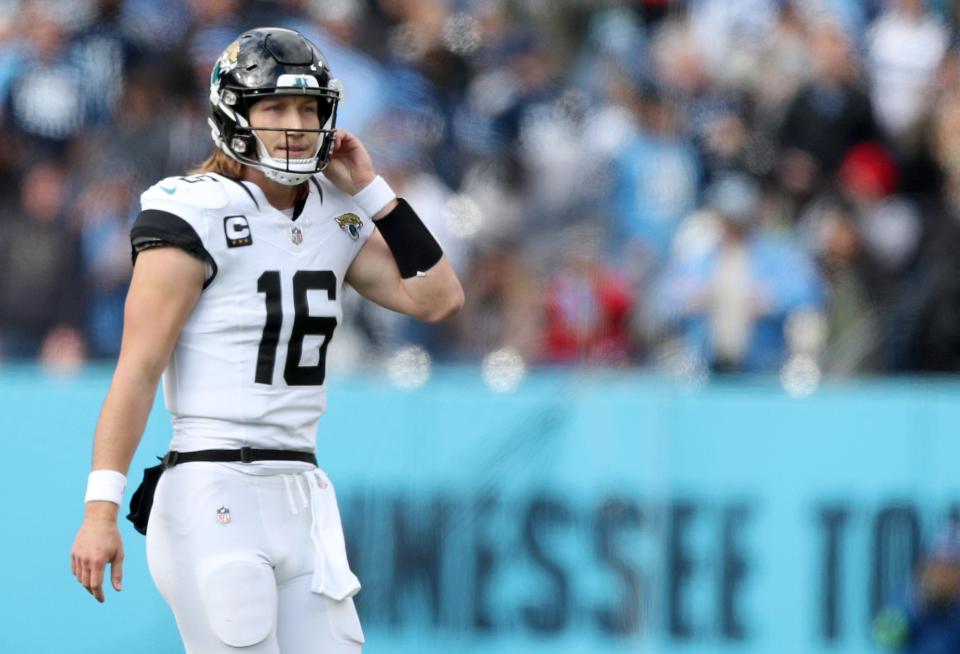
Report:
190,149,245,179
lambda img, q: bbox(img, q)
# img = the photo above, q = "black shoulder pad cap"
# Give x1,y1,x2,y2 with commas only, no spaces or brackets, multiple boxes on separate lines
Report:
130,209,218,289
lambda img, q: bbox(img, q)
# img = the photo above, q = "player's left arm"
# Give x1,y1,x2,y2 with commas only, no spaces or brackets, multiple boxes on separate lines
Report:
347,227,463,322
328,129,463,322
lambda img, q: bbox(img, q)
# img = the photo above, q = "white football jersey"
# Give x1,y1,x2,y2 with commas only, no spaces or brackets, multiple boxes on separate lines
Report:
131,172,375,452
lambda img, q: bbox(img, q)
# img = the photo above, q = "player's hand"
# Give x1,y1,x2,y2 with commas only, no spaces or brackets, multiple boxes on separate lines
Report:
324,129,377,196
71,503,124,603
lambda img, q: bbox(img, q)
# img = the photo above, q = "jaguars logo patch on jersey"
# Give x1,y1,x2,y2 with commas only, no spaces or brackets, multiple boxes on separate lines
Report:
335,213,362,240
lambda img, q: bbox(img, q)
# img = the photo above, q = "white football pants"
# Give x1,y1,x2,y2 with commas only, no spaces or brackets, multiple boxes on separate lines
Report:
146,462,364,654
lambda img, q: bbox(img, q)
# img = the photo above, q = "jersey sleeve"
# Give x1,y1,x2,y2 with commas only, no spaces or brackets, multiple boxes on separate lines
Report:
131,176,230,288
315,175,377,264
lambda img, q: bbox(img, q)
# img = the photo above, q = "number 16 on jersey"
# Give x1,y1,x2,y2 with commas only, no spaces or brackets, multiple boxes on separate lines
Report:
255,270,337,386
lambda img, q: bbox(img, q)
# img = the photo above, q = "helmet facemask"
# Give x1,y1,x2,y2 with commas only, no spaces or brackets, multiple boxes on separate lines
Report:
253,125,326,186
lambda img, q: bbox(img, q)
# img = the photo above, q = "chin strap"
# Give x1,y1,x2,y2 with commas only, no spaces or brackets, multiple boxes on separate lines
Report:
262,166,314,186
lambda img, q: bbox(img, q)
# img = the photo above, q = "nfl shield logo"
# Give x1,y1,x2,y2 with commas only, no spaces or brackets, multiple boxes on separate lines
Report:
216,506,231,524
291,226,303,245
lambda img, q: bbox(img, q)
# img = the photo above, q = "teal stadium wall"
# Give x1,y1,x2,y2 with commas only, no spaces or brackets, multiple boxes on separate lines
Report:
4,365,959,654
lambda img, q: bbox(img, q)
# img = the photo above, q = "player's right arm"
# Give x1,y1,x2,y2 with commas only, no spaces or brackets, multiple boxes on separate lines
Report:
70,246,204,603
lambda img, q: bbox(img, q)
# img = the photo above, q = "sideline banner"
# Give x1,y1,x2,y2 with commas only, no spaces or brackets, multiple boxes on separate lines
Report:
3,367,958,654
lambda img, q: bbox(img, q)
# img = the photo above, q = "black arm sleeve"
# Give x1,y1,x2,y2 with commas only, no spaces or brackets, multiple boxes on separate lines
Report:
130,209,218,288
374,199,443,279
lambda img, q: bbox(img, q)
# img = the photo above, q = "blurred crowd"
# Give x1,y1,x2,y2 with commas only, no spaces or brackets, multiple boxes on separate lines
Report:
4,0,960,380
875,524,960,653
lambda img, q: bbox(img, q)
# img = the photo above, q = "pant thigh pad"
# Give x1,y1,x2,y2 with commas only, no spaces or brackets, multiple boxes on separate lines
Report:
199,557,277,647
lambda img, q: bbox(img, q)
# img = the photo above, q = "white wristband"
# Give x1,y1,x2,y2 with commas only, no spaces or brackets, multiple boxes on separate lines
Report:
352,175,396,217
84,470,127,505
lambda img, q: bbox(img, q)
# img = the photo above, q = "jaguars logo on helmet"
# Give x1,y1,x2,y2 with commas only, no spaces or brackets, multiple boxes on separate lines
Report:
208,28,343,186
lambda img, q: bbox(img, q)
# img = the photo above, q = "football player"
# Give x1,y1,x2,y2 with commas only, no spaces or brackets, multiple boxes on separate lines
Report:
70,27,463,654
